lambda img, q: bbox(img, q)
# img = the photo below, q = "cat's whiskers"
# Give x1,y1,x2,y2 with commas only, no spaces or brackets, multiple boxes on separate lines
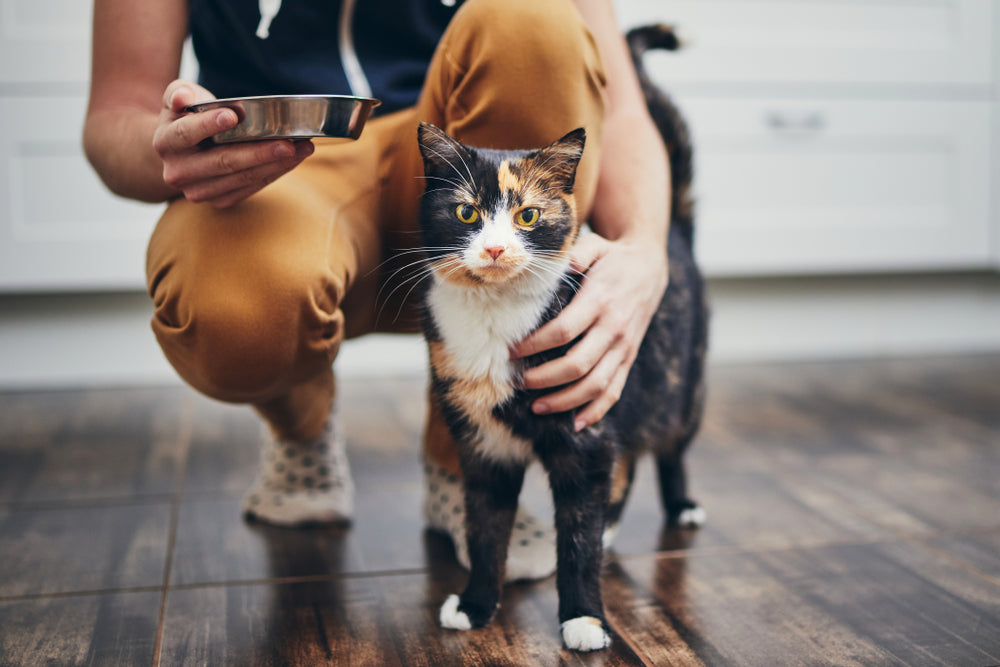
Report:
421,145,475,195
521,258,576,292
376,261,445,326
416,175,473,200
369,245,462,274
373,246,465,324
423,124,478,192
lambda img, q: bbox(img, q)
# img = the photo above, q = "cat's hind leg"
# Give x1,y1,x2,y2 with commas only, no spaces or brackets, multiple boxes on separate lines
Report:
601,452,638,549
656,438,706,528
439,458,525,630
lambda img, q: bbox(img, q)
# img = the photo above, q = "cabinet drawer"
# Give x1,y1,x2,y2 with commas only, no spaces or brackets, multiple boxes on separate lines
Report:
616,0,993,87
677,98,992,275
0,97,162,291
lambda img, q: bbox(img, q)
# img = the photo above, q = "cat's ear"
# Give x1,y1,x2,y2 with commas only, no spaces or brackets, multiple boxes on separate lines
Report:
417,122,470,176
536,128,586,191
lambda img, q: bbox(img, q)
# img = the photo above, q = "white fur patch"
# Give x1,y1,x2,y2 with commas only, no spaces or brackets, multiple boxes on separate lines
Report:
677,505,707,527
439,594,472,631
561,616,611,652
602,524,620,550
475,421,533,464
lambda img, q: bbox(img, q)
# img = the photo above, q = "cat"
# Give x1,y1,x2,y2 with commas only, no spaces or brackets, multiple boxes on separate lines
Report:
415,24,707,652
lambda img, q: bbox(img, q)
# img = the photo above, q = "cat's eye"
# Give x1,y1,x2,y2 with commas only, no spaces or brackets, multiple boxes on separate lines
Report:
455,204,480,224
517,208,540,227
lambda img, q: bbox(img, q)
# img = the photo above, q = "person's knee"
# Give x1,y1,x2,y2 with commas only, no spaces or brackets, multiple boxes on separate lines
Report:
433,0,605,153
150,255,344,404
448,0,604,84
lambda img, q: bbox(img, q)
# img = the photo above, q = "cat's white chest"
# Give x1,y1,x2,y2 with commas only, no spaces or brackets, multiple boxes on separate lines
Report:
428,279,552,386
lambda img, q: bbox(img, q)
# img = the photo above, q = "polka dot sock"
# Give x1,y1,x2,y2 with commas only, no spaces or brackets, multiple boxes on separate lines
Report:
243,407,354,525
423,461,557,582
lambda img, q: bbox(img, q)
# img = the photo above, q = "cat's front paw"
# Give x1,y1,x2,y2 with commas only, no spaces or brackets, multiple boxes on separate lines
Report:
560,616,612,652
439,594,497,631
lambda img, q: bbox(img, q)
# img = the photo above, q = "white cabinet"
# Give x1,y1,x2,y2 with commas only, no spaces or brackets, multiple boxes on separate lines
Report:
683,98,992,275
0,97,162,291
0,0,167,292
617,0,994,87
617,0,997,276
0,0,93,83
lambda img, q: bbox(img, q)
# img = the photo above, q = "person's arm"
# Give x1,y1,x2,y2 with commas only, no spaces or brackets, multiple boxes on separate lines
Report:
84,0,314,207
510,0,671,431
84,0,189,202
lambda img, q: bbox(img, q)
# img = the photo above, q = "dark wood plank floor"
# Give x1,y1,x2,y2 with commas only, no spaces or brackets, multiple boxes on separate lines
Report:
1,354,999,666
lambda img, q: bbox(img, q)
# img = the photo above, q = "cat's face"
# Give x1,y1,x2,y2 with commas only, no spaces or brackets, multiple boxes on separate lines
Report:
417,124,585,287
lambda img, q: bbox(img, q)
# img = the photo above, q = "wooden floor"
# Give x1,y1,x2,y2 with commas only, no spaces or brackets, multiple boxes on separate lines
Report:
1,354,999,666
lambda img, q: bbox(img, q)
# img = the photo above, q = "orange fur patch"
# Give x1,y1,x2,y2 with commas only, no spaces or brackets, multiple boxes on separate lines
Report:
608,454,634,504
429,341,526,460
429,342,514,421
497,160,521,197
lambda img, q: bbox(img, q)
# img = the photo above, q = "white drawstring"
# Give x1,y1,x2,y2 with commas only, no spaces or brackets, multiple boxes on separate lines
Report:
256,0,282,39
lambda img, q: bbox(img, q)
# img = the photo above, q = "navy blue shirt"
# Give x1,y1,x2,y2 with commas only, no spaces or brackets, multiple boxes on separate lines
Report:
190,0,461,115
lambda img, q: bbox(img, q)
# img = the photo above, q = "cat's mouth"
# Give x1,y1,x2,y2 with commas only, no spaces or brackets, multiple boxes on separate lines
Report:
429,257,524,287
467,260,527,284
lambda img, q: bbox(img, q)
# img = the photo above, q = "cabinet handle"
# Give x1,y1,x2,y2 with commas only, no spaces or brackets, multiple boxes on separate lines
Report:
765,111,826,132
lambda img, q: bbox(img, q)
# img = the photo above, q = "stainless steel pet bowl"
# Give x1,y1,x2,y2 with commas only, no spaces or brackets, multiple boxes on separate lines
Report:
185,94,381,143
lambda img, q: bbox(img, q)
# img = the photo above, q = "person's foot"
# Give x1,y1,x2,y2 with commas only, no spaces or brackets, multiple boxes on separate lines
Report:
423,461,557,582
243,407,354,525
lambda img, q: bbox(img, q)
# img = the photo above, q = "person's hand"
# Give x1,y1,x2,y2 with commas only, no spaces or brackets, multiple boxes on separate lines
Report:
510,233,668,431
152,80,315,208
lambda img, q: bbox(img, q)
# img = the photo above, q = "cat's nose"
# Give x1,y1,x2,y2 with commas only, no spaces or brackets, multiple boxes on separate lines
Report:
485,246,505,260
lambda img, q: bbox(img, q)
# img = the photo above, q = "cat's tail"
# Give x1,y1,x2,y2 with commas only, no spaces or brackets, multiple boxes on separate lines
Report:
626,24,696,248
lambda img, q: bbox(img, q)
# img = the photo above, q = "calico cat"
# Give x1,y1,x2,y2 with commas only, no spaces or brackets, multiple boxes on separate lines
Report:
415,24,707,652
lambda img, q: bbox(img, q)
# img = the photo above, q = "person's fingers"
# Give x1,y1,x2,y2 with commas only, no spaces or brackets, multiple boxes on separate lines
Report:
162,139,311,189
530,342,626,417
510,301,596,360
510,235,613,360
567,232,610,274
182,147,313,206
153,108,240,156
521,324,617,389
571,363,632,431
162,80,215,113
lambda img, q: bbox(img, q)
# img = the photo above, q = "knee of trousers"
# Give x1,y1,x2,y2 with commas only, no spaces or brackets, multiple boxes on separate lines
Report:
430,0,607,213
148,245,345,405
438,0,606,130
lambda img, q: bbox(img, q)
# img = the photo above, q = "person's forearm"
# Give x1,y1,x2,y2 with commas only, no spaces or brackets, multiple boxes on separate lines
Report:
590,112,669,248
573,0,670,249
84,106,178,203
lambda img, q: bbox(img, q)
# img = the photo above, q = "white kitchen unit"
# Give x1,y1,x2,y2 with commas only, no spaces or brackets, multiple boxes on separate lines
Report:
0,0,191,293
683,98,992,275
616,0,996,276
0,97,163,291
616,0,993,87
0,0,93,83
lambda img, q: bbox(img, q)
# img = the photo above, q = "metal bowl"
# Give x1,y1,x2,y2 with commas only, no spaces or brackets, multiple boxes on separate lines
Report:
185,94,381,144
